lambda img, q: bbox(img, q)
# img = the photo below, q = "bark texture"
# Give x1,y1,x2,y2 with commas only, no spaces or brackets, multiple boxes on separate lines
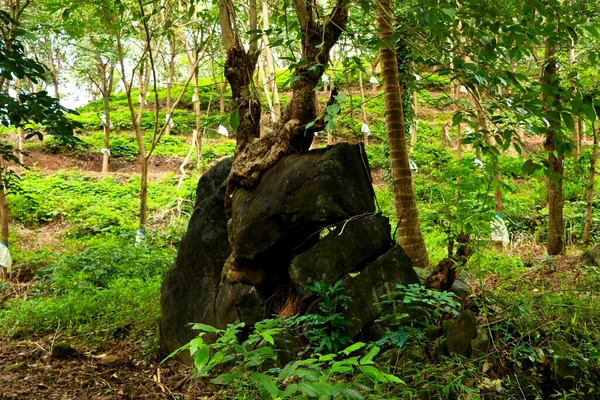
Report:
542,41,564,255
376,0,428,267
582,125,597,243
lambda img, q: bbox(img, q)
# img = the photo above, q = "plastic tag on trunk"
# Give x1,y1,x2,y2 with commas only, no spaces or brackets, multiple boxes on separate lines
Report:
0,242,12,274
369,76,379,86
361,123,371,136
135,230,146,246
218,124,229,137
165,113,174,128
409,159,418,173
491,214,509,247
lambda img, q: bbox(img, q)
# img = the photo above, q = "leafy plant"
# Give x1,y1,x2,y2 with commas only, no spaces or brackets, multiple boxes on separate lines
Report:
296,280,353,354
168,321,404,399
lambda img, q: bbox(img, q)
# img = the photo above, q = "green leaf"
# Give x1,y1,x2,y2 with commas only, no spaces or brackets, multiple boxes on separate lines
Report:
260,332,275,345
212,372,243,385
441,7,456,18
582,95,596,122
319,353,337,362
193,345,210,371
562,112,574,132
452,112,463,126
341,342,366,355
190,323,220,333
359,365,387,382
359,346,380,365
341,388,364,400
279,383,298,397
250,372,279,397
298,382,322,397
230,109,240,131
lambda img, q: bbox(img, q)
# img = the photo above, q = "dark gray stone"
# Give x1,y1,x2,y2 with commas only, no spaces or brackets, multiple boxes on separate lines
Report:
550,340,582,384
231,143,375,262
340,244,420,338
159,158,232,354
290,214,393,299
52,343,77,359
160,144,421,359
583,243,600,267
470,327,489,357
446,310,478,356
451,279,472,300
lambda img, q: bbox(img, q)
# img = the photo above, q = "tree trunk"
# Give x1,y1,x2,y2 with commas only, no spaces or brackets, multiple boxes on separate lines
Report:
542,40,564,255
165,36,176,136
102,94,111,174
582,124,597,243
376,0,428,267
262,0,280,122
358,69,368,145
410,91,417,154
218,0,349,279
0,179,8,247
371,56,379,96
220,81,227,113
442,122,449,150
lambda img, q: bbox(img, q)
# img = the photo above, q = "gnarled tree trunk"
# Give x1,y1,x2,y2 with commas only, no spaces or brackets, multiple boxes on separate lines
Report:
219,0,349,277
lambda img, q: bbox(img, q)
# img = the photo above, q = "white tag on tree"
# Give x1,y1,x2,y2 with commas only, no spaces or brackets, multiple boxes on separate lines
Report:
135,230,146,246
101,148,111,156
218,124,229,137
100,114,113,129
409,159,418,173
165,113,174,128
322,74,329,83
192,93,199,102
459,85,468,95
369,76,379,86
0,242,12,274
490,214,509,247
361,123,371,135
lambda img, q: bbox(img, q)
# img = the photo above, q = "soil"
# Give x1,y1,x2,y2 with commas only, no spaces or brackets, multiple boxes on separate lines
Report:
18,149,191,178
0,335,209,399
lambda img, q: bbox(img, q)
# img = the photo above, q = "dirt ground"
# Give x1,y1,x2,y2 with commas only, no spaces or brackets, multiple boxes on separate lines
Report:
16,149,192,178
0,335,209,399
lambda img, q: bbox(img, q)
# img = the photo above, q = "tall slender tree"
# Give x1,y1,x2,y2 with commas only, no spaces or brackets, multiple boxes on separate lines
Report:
376,0,428,267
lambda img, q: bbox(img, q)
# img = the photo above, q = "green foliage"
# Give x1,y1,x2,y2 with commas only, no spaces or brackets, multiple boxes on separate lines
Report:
170,320,403,400
0,234,173,338
296,280,353,354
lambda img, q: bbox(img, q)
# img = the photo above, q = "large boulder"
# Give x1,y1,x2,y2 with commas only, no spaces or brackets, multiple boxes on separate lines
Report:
159,158,232,354
583,243,600,267
160,144,421,356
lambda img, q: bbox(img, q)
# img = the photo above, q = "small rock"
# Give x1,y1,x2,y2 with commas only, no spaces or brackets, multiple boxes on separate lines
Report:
100,355,127,366
441,319,454,334
583,243,600,267
450,279,472,300
51,343,77,359
434,338,449,358
471,327,490,357
550,340,582,384
424,326,442,340
446,310,478,356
